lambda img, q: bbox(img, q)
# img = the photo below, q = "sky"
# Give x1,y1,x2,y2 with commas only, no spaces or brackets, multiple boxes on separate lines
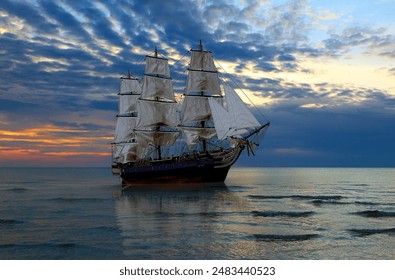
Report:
1,0,395,167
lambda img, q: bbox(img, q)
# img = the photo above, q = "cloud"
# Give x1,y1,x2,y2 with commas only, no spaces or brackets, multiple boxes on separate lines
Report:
1,0,58,35
1,0,395,167
323,26,395,58
249,102,395,167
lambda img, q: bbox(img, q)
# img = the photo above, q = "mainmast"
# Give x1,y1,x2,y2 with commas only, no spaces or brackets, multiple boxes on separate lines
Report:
199,40,206,152
154,46,161,160
135,47,179,161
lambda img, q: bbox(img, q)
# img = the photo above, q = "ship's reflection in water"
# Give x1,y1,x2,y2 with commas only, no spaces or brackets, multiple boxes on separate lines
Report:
114,183,262,259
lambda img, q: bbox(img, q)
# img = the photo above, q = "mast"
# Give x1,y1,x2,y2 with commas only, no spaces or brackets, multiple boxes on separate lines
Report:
135,47,179,161
199,40,206,152
180,40,221,150
113,72,141,164
154,46,161,160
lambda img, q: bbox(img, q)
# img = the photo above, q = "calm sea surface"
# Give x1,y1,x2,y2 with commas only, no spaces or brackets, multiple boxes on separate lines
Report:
0,167,394,260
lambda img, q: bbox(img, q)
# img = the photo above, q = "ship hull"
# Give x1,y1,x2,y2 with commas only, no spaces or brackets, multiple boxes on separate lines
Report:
120,146,243,188
121,163,230,185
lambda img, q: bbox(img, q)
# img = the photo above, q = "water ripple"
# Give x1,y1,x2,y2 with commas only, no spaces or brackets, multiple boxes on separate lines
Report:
348,228,395,236
351,210,395,218
251,211,315,217
0,218,23,225
249,195,342,200
253,234,319,242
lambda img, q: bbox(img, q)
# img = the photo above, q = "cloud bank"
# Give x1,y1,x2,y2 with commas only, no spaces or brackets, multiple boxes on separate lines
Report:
1,0,394,166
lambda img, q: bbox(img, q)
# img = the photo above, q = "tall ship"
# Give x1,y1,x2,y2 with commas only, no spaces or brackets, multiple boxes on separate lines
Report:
112,41,270,187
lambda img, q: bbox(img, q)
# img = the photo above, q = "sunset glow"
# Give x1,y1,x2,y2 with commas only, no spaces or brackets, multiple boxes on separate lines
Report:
1,0,395,167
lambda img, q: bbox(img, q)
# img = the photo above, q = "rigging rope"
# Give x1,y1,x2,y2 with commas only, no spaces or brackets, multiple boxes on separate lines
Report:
215,60,270,124
170,50,190,93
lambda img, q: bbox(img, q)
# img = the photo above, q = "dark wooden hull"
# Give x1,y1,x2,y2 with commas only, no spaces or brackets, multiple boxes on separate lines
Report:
119,146,244,188
121,165,231,185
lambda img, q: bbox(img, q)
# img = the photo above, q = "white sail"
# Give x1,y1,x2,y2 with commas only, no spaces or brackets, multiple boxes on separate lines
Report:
119,94,139,115
208,97,231,140
120,78,140,94
115,142,139,163
135,130,180,148
225,84,261,130
137,100,178,128
111,42,271,184
113,76,140,164
119,78,140,115
180,127,217,148
114,117,137,143
141,75,175,101
190,50,217,71
145,56,170,77
181,96,212,124
209,85,261,140
185,71,221,95
186,49,221,95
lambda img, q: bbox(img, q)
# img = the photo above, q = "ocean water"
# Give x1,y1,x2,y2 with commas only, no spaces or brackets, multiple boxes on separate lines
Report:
0,167,394,260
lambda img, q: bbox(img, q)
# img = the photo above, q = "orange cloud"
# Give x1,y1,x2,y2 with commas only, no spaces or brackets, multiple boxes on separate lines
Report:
0,124,113,166
43,151,110,157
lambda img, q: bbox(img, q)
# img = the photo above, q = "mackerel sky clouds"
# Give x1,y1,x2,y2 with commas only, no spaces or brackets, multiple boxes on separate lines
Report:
1,0,395,167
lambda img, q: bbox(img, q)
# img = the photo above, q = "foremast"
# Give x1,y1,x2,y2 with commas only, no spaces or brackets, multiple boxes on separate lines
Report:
179,40,221,151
